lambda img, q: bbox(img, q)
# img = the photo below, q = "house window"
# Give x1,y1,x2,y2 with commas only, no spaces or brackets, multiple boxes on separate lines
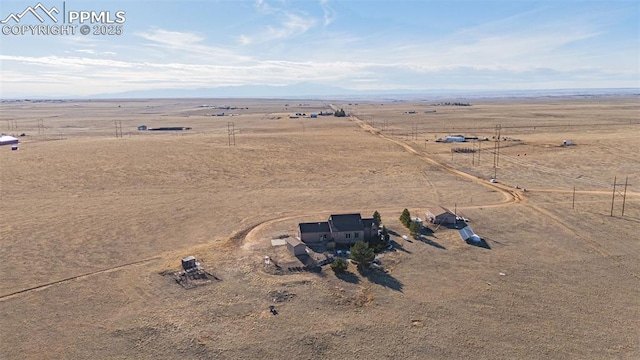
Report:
354,232,359,238
345,233,351,239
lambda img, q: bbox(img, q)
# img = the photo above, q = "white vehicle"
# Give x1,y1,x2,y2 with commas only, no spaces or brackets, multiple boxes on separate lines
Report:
490,178,498,183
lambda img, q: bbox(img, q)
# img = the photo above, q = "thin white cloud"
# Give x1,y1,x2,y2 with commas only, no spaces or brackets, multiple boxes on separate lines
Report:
75,49,117,56
264,12,315,41
320,0,335,26
241,0,317,44
136,28,253,63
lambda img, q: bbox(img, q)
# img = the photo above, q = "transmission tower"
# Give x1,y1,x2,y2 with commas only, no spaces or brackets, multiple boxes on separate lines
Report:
6,119,18,131
610,176,632,217
114,120,123,138
227,122,236,146
37,119,45,135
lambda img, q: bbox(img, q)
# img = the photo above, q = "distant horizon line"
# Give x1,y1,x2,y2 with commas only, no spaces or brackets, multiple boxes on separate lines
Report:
1,86,638,101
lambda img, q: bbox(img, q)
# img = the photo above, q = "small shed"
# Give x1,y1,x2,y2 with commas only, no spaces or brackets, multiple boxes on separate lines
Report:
310,113,318,118
181,256,197,271
286,238,307,256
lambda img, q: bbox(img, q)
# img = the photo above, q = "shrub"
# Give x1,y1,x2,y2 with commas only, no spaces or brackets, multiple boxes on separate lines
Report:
331,257,348,273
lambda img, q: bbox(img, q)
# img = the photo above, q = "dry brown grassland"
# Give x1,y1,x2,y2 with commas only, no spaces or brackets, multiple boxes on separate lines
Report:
0,97,638,359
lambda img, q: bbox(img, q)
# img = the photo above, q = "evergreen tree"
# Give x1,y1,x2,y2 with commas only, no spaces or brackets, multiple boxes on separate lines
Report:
409,221,421,237
350,241,375,269
331,257,349,273
399,208,411,228
372,210,382,225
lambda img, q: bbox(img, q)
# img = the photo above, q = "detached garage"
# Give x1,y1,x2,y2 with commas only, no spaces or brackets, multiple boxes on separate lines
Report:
286,238,308,256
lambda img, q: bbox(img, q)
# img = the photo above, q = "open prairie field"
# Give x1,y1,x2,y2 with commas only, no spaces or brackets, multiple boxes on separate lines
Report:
0,97,638,359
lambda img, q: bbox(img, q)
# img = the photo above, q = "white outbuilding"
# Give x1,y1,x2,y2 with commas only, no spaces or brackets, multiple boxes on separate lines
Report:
0,135,19,146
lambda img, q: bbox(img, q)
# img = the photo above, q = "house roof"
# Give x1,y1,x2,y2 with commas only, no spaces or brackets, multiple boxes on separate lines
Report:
361,217,379,227
0,135,19,144
299,222,330,234
329,213,364,232
429,206,456,217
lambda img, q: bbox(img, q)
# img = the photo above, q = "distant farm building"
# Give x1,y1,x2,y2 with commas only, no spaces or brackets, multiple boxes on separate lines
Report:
148,127,192,131
298,213,379,246
310,113,318,118
426,207,458,226
0,135,19,146
436,135,466,143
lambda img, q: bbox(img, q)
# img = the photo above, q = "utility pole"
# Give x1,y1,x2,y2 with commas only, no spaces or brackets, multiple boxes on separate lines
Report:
493,125,501,179
621,176,628,216
610,176,617,217
572,186,576,210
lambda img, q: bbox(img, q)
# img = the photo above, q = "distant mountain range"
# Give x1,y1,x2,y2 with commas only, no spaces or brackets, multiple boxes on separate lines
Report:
3,84,638,101
91,83,431,99
90,84,639,100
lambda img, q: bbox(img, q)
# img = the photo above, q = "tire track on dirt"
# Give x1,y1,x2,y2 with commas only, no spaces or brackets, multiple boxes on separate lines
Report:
0,256,160,301
343,110,522,207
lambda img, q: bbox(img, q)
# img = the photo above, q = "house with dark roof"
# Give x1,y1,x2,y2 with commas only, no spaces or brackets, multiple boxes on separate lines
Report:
298,213,378,246
426,206,458,226
298,222,331,244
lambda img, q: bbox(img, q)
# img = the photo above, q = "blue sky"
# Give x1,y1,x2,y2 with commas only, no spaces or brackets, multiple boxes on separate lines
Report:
0,0,638,97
